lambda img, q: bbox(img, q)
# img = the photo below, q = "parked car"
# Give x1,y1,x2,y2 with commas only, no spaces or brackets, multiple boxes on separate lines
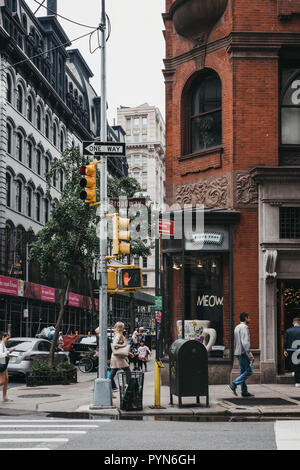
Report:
69,335,97,364
7,337,68,377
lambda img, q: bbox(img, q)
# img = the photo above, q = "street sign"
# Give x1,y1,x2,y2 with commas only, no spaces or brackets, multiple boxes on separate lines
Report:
83,141,126,157
158,219,174,236
110,198,146,210
155,296,162,311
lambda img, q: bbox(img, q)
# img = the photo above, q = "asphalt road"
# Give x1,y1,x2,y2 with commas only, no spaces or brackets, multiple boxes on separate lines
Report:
0,415,293,452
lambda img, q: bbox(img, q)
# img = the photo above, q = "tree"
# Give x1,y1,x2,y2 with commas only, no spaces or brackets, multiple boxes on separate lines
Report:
29,146,154,363
29,147,98,365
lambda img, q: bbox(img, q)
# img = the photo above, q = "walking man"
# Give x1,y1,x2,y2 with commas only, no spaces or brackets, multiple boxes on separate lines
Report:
284,317,300,387
229,312,254,397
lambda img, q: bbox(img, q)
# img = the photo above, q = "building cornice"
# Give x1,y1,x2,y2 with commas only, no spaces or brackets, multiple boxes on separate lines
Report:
163,31,300,75
251,166,300,183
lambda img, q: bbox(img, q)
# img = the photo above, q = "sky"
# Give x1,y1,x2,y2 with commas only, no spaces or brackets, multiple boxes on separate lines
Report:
25,0,166,124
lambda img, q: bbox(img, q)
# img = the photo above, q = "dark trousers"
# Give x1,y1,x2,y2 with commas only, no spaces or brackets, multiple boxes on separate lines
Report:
110,366,130,390
138,359,147,371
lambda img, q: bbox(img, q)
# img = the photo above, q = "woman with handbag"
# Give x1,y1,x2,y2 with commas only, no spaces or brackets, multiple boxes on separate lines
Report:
110,322,131,393
0,332,15,403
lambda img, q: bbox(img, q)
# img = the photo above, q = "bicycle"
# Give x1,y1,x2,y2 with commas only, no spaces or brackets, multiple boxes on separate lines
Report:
78,349,98,373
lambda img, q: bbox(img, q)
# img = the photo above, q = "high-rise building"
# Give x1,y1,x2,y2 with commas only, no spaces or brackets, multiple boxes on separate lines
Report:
117,103,165,297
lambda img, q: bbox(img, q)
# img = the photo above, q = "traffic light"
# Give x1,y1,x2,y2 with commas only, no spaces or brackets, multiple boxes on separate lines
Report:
112,214,130,256
107,270,117,291
79,163,96,205
119,267,142,290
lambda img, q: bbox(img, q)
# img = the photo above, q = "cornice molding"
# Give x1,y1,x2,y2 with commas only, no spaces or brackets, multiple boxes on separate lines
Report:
163,31,300,72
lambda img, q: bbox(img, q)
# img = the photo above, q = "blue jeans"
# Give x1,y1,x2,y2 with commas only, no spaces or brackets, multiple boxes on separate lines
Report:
232,354,253,395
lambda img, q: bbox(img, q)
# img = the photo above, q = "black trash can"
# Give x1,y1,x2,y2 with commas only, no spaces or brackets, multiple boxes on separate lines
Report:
169,339,209,408
118,371,144,411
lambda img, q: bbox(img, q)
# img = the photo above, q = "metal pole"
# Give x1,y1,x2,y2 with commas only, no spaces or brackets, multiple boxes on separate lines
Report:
91,0,112,408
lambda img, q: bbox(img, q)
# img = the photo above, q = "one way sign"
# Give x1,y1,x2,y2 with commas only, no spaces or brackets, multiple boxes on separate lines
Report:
83,141,126,157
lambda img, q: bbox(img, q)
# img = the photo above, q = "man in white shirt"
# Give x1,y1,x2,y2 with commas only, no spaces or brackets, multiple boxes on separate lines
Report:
229,312,255,398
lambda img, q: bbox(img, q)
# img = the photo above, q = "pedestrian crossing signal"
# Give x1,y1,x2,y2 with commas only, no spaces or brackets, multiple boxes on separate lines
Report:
119,268,142,290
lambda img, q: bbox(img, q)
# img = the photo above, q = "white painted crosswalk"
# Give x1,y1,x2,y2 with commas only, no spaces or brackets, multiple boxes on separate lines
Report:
0,418,108,450
275,420,300,450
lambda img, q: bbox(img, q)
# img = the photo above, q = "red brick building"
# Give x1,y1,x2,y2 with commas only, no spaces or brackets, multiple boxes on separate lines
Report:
161,0,300,383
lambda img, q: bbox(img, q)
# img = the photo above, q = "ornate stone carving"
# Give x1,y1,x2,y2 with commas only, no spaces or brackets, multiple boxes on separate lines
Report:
175,176,228,208
236,172,258,205
264,249,278,283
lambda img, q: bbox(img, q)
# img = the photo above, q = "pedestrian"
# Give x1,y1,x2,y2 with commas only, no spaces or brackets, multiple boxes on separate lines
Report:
124,331,132,345
284,317,300,387
137,340,151,372
0,332,15,403
132,326,139,345
229,312,255,398
129,342,139,370
137,327,146,346
110,322,131,393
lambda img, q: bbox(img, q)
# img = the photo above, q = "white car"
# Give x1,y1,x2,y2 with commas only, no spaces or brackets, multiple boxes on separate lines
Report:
7,337,68,377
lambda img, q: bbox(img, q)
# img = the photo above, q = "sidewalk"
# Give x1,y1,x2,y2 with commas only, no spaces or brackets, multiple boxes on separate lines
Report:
2,355,300,418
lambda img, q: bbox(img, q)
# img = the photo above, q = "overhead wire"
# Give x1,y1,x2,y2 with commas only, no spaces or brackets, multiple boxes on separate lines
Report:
0,28,99,73
32,0,98,29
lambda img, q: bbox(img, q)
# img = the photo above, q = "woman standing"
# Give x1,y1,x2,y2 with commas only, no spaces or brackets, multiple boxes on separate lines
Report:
0,332,14,403
110,322,130,393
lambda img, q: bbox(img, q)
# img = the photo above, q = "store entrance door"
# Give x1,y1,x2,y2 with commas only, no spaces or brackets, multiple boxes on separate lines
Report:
277,280,300,374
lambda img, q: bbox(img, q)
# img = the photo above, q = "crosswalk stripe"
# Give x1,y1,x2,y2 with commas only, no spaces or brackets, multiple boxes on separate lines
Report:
275,421,300,450
0,419,110,423
0,438,69,443
0,425,98,428
1,448,50,450
0,430,86,434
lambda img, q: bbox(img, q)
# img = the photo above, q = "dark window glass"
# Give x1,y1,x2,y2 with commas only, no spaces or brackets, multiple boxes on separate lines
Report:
27,96,33,122
190,72,222,153
6,74,12,103
6,173,11,207
17,85,23,113
27,187,32,218
7,123,12,154
36,193,41,221
16,133,23,161
37,106,41,131
16,180,22,212
27,141,32,168
280,207,300,238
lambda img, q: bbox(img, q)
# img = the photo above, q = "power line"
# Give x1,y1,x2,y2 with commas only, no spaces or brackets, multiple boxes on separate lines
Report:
32,0,98,30
0,29,98,73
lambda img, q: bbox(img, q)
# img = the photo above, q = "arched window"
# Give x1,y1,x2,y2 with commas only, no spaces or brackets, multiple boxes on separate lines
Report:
60,130,65,152
7,123,12,154
45,114,50,138
36,193,41,222
6,74,12,103
60,169,64,192
53,122,57,146
52,169,56,187
27,96,33,122
281,73,300,145
6,173,11,207
37,105,42,131
27,141,32,168
17,85,23,114
44,198,49,223
36,149,41,175
26,186,32,218
16,180,22,213
16,132,23,162
184,70,222,154
44,155,49,176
